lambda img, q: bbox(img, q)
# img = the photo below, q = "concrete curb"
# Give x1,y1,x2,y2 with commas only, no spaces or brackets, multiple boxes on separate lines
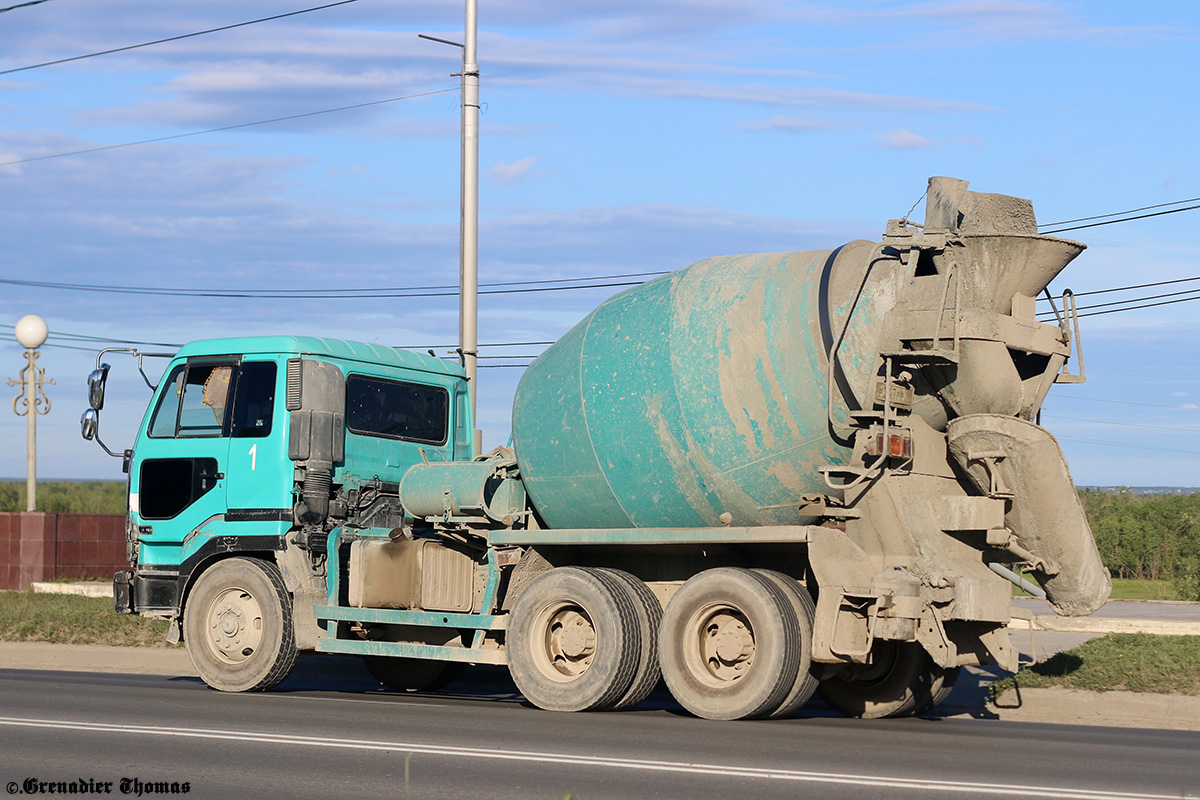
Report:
1008,616,1200,636
29,582,112,599
990,687,1200,730
0,642,195,676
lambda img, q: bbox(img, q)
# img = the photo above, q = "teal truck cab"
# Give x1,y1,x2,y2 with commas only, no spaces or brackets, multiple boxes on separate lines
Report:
83,179,1112,721
89,336,477,693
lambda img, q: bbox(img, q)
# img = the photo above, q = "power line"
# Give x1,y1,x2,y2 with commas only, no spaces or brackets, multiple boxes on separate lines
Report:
1041,412,1200,434
1056,435,1200,456
1039,203,1200,235
0,271,665,296
1049,395,1199,411
1039,197,1200,228
400,341,554,350
2,321,555,357
1075,294,1200,318
0,274,659,299
1037,286,1200,319
0,88,459,167
1038,275,1200,301
0,0,52,14
0,0,360,76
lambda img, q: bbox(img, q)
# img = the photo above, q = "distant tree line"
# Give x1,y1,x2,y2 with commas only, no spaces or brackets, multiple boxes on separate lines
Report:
0,481,126,514
1080,489,1200,601
2,481,1197,599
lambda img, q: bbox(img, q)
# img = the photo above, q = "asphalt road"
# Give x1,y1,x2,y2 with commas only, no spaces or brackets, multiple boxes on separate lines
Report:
1,665,1197,800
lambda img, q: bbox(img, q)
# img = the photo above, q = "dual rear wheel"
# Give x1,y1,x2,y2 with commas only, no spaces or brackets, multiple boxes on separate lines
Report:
508,565,956,720
506,566,662,712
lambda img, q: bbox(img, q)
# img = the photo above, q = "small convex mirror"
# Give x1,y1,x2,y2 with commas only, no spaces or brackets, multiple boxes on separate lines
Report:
87,364,110,410
81,408,99,441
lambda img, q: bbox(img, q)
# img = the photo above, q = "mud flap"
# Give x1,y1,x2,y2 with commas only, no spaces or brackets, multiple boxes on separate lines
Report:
947,414,1111,616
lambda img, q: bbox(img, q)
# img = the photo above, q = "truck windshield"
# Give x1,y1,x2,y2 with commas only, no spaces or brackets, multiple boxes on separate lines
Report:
148,361,276,439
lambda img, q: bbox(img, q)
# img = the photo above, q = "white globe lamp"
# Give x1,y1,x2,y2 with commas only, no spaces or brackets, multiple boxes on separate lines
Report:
15,315,48,349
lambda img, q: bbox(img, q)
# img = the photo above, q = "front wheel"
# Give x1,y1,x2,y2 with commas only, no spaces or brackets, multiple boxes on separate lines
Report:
183,557,299,692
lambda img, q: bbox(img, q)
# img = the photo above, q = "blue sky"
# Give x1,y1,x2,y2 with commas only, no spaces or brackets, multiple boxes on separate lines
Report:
0,0,1197,487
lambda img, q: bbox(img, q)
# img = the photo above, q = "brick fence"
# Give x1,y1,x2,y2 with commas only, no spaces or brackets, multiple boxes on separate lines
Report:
0,513,127,591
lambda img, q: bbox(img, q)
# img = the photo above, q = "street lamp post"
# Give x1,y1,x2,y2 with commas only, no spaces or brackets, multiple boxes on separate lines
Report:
7,314,54,512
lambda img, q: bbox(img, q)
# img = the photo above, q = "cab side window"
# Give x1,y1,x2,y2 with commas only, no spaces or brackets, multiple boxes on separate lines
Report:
231,362,276,438
346,375,448,445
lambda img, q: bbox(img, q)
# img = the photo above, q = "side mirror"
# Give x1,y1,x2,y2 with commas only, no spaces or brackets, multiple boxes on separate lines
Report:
81,408,99,441
87,364,111,411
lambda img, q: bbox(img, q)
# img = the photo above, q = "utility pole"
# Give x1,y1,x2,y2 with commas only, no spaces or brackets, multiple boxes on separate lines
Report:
421,0,481,456
7,314,53,511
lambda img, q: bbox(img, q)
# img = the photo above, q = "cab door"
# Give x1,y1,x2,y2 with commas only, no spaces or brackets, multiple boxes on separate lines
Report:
223,360,290,519
131,358,238,567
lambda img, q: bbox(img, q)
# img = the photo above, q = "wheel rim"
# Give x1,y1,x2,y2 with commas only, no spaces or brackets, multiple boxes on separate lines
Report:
686,603,756,687
204,586,265,666
532,600,597,682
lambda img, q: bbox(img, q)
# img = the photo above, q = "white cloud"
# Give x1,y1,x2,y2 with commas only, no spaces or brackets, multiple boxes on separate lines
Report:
874,128,935,149
488,156,540,184
1180,403,1199,410
788,1,1187,43
737,116,847,133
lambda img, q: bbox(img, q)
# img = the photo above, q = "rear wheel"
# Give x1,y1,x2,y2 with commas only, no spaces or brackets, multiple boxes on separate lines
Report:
183,557,298,692
754,570,820,719
927,665,961,712
659,568,800,720
596,568,662,711
507,567,641,712
363,656,463,693
818,641,957,719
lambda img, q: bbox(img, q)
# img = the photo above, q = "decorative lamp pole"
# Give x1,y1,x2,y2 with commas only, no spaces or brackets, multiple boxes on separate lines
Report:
7,315,54,512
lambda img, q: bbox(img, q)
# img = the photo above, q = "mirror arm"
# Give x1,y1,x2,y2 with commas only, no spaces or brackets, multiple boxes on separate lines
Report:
94,433,124,458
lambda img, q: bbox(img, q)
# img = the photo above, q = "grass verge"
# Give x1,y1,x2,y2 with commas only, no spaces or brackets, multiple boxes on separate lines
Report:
1013,578,1181,601
1108,579,1182,601
993,633,1200,696
0,590,171,647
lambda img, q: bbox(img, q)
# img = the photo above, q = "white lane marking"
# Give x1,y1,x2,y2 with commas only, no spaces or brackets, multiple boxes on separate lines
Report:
0,716,1189,800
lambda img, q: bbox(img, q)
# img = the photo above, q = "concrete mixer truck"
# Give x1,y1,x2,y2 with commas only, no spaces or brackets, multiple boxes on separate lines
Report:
82,176,1110,720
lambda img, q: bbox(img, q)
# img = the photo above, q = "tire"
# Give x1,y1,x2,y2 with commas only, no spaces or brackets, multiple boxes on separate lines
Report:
183,557,299,692
363,656,464,693
926,665,962,713
595,568,662,711
659,568,800,721
817,641,955,719
507,567,641,712
754,570,821,719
